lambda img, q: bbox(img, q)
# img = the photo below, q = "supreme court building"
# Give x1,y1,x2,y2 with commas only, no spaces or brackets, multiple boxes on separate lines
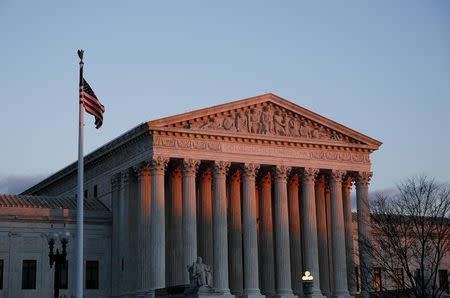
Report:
17,93,381,298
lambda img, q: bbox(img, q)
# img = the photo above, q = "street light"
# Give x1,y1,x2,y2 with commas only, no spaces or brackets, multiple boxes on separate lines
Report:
302,271,314,298
48,231,70,298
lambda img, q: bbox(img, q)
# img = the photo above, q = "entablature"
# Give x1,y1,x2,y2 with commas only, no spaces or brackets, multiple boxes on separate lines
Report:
151,128,372,172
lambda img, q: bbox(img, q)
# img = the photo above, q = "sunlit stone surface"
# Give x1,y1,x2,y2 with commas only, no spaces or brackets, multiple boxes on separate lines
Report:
4,93,382,298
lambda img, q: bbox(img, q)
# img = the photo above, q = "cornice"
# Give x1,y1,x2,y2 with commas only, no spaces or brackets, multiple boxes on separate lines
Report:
21,123,151,195
148,93,382,149
22,93,381,195
150,126,374,153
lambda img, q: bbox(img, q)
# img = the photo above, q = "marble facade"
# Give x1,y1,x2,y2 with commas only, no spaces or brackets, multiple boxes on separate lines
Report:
21,93,382,298
0,195,111,298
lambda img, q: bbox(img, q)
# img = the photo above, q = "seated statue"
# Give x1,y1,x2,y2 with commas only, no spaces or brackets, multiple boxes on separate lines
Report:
186,257,213,293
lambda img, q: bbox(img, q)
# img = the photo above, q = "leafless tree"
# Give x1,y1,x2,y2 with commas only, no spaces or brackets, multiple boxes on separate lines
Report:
359,176,450,298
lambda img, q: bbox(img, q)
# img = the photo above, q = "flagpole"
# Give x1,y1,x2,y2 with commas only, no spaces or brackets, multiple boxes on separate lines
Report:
76,49,85,298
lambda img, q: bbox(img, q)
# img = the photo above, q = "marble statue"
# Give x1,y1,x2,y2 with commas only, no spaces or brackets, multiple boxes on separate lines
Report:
186,257,213,294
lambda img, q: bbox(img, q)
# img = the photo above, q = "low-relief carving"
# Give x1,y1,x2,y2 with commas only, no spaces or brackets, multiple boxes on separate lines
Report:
185,103,357,143
153,136,370,164
154,136,221,152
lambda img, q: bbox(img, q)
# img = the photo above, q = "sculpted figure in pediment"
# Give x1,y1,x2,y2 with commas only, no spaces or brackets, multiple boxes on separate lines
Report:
259,105,273,134
299,121,309,138
235,111,248,133
273,110,286,136
222,115,236,131
287,116,299,136
200,116,220,130
183,103,358,144
246,108,261,134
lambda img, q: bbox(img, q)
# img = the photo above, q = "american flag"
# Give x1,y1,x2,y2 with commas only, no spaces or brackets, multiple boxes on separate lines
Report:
80,78,105,129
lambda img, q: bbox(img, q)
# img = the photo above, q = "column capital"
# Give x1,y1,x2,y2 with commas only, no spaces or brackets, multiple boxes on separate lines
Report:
302,167,319,183
134,161,151,178
230,168,241,183
121,169,133,184
288,173,299,186
274,165,291,182
150,156,169,172
315,174,326,187
356,171,373,187
243,163,260,178
183,159,200,176
111,173,121,190
170,164,183,179
260,171,272,186
342,175,353,190
200,167,212,180
330,169,347,184
213,161,230,176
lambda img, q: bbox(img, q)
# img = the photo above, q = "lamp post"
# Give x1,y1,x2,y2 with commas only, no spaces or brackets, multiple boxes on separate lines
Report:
48,231,70,298
302,271,314,298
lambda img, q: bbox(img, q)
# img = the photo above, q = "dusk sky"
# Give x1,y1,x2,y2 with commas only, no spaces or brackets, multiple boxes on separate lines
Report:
1,1,449,194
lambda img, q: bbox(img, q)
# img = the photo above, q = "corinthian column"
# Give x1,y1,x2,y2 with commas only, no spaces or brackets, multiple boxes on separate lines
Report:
301,168,325,298
128,169,138,295
183,159,199,284
229,169,243,295
168,164,183,287
242,163,264,298
150,156,169,291
119,170,131,295
198,168,213,267
136,162,151,294
288,173,303,297
330,170,351,298
111,174,121,298
274,165,295,298
356,172,373,298
325,184,334,295
342,176,355,295
213,161,232,294
259,171,275,295
315,175,330,296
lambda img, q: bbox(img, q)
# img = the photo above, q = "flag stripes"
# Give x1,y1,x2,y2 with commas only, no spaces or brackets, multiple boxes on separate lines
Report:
80,78,105,129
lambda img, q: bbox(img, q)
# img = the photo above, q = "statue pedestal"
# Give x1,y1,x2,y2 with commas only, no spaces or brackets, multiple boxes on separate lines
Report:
184,286,234,298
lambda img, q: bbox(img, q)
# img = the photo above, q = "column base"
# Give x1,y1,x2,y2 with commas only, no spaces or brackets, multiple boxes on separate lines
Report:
359,290,370,298
135,290,149,298
331,290,351,298
242,289,265,298
304,288,327,298
144,289,156,298
186,292,235,298
273,292,296,298
182,286,235,298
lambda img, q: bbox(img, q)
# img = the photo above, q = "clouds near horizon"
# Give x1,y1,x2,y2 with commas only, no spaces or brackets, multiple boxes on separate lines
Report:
0,174,47,195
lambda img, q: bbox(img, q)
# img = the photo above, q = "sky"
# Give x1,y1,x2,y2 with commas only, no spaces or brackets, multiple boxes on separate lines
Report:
1,1,449,194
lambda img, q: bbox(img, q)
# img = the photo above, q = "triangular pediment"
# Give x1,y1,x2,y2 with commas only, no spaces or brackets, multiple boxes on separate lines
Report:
148,93,382,149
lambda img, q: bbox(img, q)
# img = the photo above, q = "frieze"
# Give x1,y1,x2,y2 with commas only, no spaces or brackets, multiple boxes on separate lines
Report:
172,102,362,144
153,136,222,152
153,136,370,164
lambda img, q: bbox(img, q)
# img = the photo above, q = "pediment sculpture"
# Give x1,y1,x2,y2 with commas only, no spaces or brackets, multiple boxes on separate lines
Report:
181,103,361,144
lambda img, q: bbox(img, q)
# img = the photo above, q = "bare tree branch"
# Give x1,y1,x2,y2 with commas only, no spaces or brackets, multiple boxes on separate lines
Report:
359,175,450,298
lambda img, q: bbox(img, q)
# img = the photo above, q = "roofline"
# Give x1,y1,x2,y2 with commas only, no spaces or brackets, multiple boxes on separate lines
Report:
149,93,382,148
21,123,150,195
23,92,382,194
